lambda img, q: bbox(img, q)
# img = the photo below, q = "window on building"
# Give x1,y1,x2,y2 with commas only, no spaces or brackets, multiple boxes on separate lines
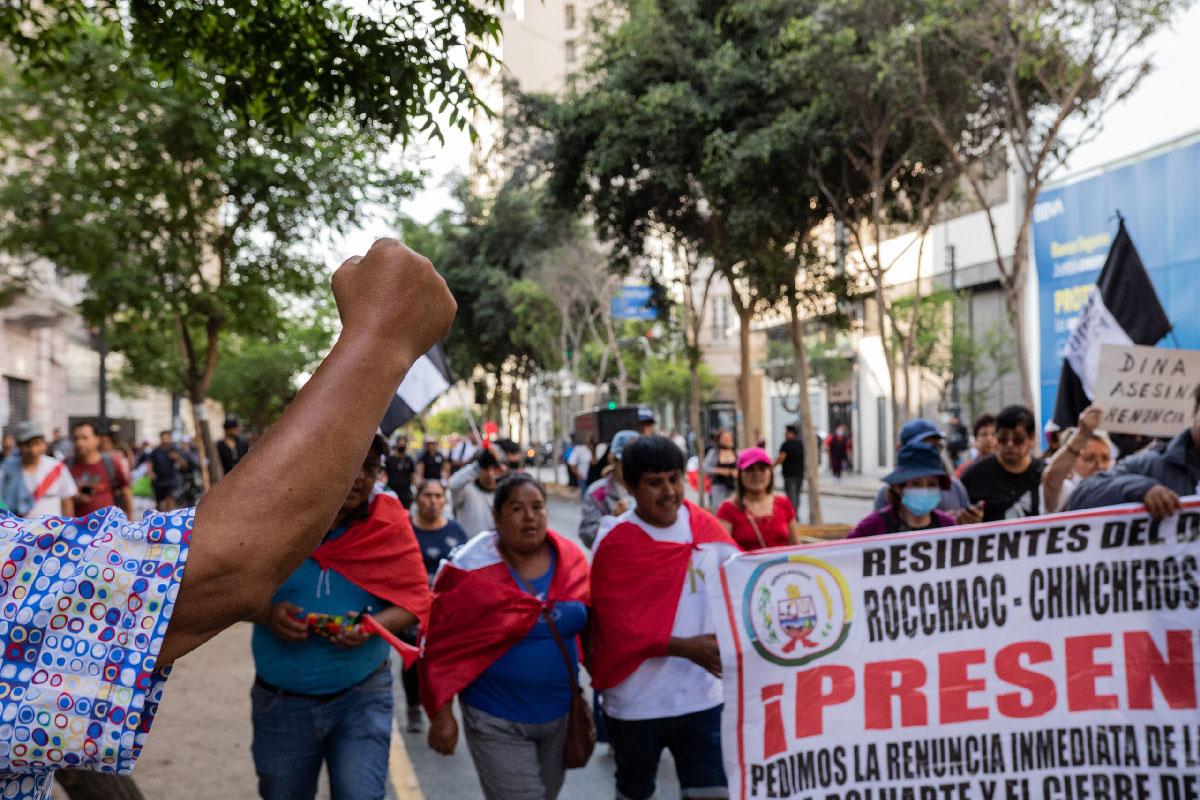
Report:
711,296,730,341
565,39,577,64
4,376,30,438
565,3,577,29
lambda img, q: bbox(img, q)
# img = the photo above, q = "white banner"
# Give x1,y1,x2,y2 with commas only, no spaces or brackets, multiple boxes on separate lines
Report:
710,499,1200,800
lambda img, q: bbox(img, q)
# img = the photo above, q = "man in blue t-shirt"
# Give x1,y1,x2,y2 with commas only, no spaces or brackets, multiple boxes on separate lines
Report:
250,434,426,800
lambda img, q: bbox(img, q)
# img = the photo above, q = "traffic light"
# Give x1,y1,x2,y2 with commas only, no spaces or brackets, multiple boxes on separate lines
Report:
607,401,617,410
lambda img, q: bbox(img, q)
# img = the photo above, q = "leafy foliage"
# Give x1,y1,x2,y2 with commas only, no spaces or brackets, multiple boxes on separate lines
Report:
507,279,564,372
0,29,411,406
208,293,336,431
0,0,503,140
641,359,717,407
425,408,474,438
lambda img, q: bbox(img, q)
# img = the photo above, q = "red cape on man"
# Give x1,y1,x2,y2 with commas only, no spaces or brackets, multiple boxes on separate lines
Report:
589,500,734,691
419,530,589,717
311,493,432,628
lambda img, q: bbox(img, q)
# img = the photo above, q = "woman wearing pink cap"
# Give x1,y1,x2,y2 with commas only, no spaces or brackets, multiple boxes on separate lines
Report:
715,447,802,551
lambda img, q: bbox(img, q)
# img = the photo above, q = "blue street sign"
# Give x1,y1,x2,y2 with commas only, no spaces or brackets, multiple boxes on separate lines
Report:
611,285,657,321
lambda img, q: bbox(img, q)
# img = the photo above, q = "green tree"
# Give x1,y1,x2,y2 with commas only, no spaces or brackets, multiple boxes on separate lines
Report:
0,30,412,481
401,176,575,423
912,0,1187,407
425,408,473,438
0,0,501,140
549,0,846,513
778,0,964,447
547,0,746,503
508,279,564,373
208,295,337,432
641,358,716,409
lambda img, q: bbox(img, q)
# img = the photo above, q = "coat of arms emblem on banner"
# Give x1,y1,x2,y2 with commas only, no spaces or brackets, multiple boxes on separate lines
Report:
742,554,852,666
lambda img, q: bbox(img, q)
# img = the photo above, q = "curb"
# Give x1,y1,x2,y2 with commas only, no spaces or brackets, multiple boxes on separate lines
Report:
815,486,877,501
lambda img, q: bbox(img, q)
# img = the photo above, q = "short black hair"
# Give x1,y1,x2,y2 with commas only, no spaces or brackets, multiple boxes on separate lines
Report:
785,424,798,435
972,413,997,436
1193,382,1200,414
621,435,686,489
71,421,97,436
995,405,1035,436
477,448,501,470
493,473,546,516
159,430,171,438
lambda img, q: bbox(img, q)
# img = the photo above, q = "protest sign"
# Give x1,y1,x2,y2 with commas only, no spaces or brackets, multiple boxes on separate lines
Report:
1093,344,1200,437
710,500,1200,800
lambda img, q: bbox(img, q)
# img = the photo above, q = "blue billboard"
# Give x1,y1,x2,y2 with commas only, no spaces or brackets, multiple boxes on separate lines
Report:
1033,137,1200,426
611,285,658,321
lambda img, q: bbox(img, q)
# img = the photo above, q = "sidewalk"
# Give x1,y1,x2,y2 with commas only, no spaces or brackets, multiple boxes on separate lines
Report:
130,623,283,800
812,469,880,500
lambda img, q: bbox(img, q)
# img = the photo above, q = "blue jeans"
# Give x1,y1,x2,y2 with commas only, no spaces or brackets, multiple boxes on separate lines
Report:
251,665,393,800
606,704,727,799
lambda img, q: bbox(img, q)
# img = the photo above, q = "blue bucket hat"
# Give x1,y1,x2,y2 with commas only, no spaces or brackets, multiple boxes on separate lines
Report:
898,418,944,447
883,443,949,488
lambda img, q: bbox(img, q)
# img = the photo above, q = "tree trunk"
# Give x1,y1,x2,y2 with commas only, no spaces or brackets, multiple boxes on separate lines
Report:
788,283,823,525
601,305,629,405
1008,206,1037,410
188,393,217,490
689,351,706,509
733,299,754,448
55,771,146,800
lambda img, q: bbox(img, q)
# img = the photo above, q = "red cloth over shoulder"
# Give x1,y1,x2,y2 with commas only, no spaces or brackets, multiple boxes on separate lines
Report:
590,500,734,690
311,493,432,627
419,530,589,716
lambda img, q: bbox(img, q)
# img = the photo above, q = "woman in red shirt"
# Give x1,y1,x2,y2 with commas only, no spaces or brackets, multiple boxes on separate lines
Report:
716,447,802,551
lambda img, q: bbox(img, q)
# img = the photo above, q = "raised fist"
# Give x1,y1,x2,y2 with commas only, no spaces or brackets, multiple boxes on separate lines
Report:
332,238,456,364
1077,405,1103,439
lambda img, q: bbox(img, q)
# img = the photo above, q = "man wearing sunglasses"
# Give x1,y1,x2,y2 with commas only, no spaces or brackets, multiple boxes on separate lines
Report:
960,405,1045,522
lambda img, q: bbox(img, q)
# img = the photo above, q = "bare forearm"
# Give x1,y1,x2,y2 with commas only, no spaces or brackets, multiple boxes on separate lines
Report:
372,604,417,634
118,488,134,518
163,334,414,663
1041,446,1079,512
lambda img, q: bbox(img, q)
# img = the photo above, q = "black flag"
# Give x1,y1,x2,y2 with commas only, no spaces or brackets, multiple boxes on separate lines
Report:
1052,220,1171,429
380,343,454,436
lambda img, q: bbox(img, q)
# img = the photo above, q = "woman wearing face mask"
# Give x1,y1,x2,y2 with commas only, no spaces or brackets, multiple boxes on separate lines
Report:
848,443,956,538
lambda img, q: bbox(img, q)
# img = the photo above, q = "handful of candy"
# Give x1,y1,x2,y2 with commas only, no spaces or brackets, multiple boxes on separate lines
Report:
293,611,365,640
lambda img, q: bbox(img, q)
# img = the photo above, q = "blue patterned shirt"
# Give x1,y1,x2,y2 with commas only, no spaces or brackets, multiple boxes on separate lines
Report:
0,508,192,798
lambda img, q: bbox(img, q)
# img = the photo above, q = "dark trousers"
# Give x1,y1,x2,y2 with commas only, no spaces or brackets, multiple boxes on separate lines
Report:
783,476,804,520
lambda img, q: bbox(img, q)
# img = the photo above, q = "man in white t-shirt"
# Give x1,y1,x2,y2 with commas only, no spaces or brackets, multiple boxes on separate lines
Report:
2,423,76,518
448,431,478,473
569,436,594,498
590,435,738,800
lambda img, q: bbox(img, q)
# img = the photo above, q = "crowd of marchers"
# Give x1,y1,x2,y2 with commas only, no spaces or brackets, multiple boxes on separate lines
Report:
0,238,1196,800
